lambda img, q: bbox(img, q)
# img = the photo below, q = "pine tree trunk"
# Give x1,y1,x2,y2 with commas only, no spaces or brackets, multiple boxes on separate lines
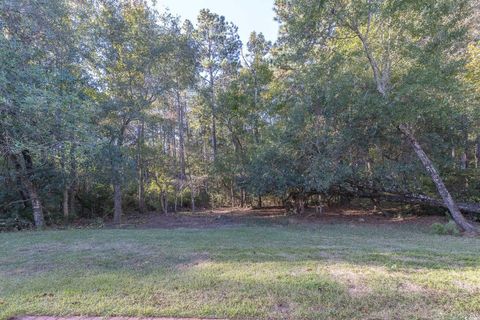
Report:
113,182,122,224
209,70,218,160
69,189,76,217
138,172,145,213
461,117,469,170
240,188,245,208
137,121,146,213
399,124,478,234
476,135,480,168
190,184,195,213
177,91,186,180
180,191,183,210
60,143,69,219
212,116,217,159
63,186,69,219
231,182,235,208
174,189,178,213
112,127,126,224
210,191,215,210
461,152,468,170
69,141,77,216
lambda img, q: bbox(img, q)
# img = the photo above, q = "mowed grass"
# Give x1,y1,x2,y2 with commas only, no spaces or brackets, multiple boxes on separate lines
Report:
1,222,480,320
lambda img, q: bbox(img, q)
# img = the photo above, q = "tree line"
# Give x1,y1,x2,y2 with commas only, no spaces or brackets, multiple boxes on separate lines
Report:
1,0,479,234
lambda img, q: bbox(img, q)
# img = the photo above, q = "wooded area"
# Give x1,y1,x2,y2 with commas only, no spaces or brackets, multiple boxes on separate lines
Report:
1,0,480,234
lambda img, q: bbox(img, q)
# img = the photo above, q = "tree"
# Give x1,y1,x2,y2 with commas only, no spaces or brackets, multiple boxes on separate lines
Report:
274,0,478,233
194,9,242,161
91,0,173,223
0,0,91,227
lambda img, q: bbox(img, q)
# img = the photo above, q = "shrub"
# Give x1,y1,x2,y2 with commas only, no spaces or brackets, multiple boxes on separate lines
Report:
431,221,460,236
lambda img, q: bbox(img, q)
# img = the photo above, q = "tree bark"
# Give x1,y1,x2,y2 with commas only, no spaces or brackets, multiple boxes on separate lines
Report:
212,116,217,160
461,152,468,170
356,192,480,215
138,169,145,212
461,117,469,170
63,185,69,219
240,188,245,208
20,175,44,228
60,142,69,219
69,142,77,216
137,121,146,213
231,181,235,208
112,125,126,224
476,135,480,168
113,182,122,224
315,195,323,214
174,188,178,213
177,91,186,179
162,191,168,214
209,68,217,160
190,183,195,212
9,152,45,228
399,124,478,234
294,196,305,215
353,23,476,234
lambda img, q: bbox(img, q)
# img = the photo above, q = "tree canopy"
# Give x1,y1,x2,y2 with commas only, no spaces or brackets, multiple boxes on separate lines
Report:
0,0,479,234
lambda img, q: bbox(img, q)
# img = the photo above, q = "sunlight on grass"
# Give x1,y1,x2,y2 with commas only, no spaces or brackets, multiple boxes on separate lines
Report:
1,224,479,319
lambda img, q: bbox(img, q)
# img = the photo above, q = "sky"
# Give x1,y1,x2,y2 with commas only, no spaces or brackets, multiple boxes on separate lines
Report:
155,0,279,45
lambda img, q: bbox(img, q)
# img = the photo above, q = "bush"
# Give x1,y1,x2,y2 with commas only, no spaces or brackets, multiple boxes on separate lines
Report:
0,217,33,231
431,221,460,236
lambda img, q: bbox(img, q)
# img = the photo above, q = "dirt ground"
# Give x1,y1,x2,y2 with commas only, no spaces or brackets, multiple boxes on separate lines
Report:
105,206,448,230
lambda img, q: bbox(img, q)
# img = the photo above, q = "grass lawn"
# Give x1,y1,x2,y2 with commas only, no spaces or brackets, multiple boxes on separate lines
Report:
1,221,480,320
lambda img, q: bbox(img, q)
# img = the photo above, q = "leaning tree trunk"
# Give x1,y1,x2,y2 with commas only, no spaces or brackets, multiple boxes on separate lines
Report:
399,124,478,234
354,191,480,215
353,25,477,233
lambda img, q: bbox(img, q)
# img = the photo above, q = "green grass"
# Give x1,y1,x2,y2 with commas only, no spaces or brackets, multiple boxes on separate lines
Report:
1,223,480,320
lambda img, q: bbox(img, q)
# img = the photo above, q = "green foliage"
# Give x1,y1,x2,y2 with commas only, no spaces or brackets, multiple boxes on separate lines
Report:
431,221,461,236
1,0,479,224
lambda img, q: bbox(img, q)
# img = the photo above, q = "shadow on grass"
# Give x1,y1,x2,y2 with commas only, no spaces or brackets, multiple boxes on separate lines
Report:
1,224,480,319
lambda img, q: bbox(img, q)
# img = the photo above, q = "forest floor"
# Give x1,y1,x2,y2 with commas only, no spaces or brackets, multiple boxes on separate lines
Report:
103,206,448,230
1,207,480,320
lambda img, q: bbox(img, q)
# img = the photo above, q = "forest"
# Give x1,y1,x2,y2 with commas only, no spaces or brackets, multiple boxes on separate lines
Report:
3,1,480,319
1,0,480,235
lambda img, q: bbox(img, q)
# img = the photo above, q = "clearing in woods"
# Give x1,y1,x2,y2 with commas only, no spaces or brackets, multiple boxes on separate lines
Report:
1,208,479,320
